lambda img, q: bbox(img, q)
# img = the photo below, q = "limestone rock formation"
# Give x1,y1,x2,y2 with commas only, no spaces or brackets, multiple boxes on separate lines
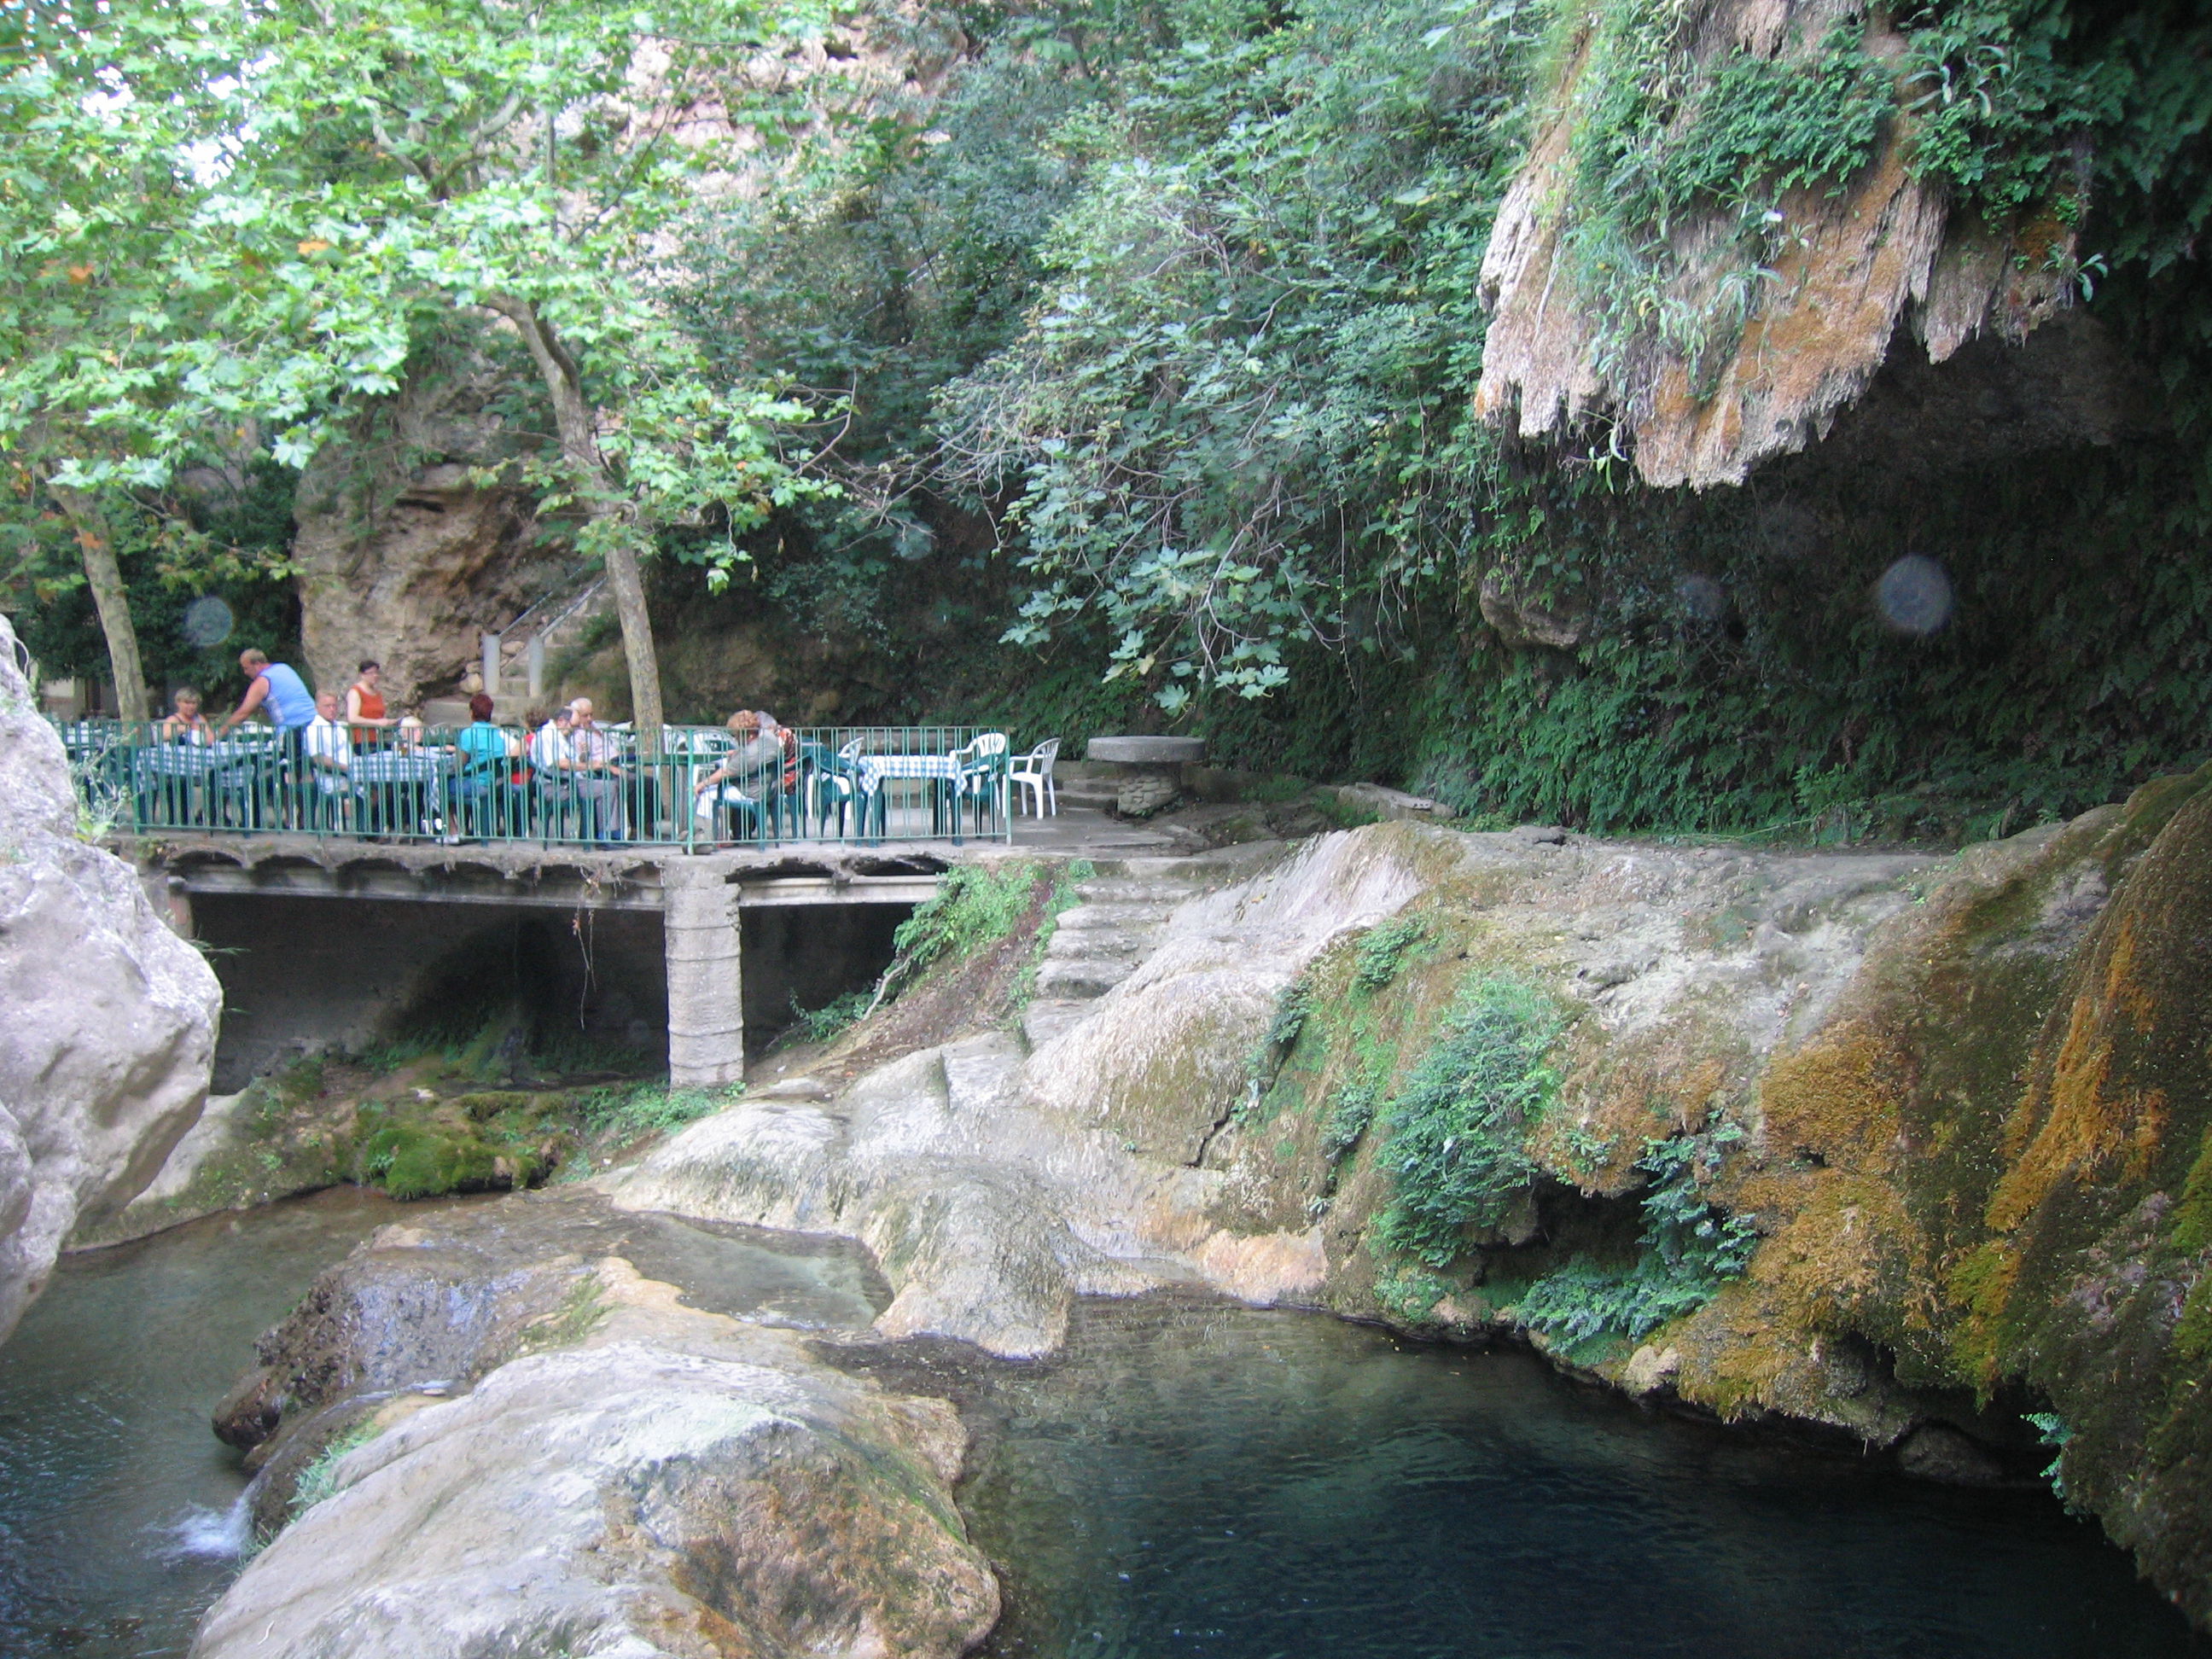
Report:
610,835,1425,1355
194,1209,996,1659
0,614,221,1344
607,789,2212,1616
292,363,559,709
1473,3,2087,487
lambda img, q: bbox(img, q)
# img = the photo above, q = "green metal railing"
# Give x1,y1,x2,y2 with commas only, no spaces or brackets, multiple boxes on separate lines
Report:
56,720,1014,850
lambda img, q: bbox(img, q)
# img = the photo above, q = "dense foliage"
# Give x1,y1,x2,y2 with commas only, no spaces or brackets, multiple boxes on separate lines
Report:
14,0,2212,837
1372,975,1563,1268
1517,1132,1761,1346
661,0,2212,837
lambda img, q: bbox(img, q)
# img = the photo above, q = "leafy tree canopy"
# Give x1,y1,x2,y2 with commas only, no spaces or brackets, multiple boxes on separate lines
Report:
2,0,841,725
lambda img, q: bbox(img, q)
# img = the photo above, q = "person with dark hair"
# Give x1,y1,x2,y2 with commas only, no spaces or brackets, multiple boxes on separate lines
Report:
220,648,314,732
453,691,521,836
346,659,394,744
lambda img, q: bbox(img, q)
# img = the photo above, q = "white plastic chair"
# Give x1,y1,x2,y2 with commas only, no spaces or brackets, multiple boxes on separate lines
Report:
1010,737,1060,817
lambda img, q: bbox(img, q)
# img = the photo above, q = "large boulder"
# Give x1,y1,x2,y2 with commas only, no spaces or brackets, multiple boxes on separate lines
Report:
0,615,220,1342
192,1208,996,1659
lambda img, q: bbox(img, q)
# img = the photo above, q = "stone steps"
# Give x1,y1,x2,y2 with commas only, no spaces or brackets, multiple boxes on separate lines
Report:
1026,874,1190,1008
1017,849,1278,1050
1048,911,1167,938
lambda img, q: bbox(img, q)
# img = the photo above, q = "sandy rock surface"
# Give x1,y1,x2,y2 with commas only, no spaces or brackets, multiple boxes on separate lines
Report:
0,615,220,1343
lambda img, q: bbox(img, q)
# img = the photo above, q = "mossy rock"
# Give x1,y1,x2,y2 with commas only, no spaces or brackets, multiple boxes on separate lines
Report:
352,1095,574,1201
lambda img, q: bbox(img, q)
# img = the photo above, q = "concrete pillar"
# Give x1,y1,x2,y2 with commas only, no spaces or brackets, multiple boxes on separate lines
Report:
663,864,743,1088
480,632,502,699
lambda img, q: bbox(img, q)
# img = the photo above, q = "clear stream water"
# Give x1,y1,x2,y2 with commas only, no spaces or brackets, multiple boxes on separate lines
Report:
1,1196,2205,1659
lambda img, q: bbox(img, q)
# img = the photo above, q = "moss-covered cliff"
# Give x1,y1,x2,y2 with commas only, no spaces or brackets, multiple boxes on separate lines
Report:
1153,778,2212,1617
614,793,2212,1617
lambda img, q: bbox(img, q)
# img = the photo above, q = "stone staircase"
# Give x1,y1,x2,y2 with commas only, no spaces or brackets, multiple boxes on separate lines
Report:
1047,761,1122,814
1020,859,1224,1049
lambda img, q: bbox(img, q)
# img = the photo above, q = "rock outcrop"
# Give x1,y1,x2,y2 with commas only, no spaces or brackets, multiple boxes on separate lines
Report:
292,362,558,709
0,614,221,1344
612,830,1925,1358
195,1202,995,1659
610,787,2212,1618
1473,1,2089,487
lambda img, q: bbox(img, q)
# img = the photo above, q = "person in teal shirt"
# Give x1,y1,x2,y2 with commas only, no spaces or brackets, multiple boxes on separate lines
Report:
220,649,316,731
454,691,521,835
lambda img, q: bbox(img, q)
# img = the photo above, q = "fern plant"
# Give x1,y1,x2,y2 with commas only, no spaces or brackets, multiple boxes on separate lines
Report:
1372,975,1563,1266
1517,1132,1760,1346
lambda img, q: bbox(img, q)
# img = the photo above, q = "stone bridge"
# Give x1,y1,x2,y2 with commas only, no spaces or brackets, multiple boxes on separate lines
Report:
136,835,957,1091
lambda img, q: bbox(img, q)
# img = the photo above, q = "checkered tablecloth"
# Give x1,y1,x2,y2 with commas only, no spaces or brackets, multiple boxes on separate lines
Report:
852,753,966,790
133,740,277,779
351,750,451,785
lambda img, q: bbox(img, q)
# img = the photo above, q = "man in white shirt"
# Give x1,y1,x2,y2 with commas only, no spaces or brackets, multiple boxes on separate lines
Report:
529,699,626,841
530,706,574,771
301,690,352,828
564,698,629,840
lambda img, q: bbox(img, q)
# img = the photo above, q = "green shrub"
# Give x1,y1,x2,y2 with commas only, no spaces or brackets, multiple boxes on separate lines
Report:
789,990,872,1045
1373,976,1563,1266
1517,1133,1760,1346
1321,1080,1378,1161
575,1081,733,1138
1353,917,1428,990
890,862,1043,981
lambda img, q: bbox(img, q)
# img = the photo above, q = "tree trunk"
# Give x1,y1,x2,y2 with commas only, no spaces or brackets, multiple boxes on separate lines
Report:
486,294,665,751
54,485,150,722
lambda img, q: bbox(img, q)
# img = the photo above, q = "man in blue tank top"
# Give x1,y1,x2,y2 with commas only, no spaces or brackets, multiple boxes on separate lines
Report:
219,648,317,732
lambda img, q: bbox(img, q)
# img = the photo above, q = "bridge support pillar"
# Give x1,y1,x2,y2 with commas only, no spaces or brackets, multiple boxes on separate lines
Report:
663,863,743,1089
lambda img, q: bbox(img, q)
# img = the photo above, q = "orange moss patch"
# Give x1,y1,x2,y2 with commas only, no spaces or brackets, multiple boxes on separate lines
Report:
1749,1173,1923,1337
1758,1020,1912,1173
1669,1281,1800,1420
1990,915,2170,1232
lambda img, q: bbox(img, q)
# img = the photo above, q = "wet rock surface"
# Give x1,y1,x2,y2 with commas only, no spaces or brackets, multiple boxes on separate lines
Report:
607,796,2212,1621
0,614,220,1346
193,1196,987,1659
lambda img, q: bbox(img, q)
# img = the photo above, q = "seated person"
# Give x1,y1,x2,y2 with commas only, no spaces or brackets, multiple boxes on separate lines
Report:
754,709,802,791
529,704,574,771
537,699,626,840
457,693,519,776
393,713,427,752
568,698,627,840
159,686,211,745
693,710,783,839
301,690,353,823
454,693,521,833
